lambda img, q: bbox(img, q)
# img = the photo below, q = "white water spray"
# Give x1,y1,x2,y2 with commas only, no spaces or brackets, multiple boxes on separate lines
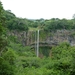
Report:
37,30,39,57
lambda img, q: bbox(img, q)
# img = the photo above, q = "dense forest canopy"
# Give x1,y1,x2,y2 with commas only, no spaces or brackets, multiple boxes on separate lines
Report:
0,1,75,75
4,10,75,31
1,5,75,32
0,1,7,56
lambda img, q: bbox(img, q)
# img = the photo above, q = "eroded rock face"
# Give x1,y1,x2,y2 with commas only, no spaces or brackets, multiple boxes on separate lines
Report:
45,30,75,46
7,30,75,46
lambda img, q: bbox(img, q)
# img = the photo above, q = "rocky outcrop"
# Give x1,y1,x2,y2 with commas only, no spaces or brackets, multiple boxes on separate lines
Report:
45,30,75,46
7,30,75,46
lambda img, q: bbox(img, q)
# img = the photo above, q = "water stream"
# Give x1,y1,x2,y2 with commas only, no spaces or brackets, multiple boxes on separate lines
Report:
35,30,39,57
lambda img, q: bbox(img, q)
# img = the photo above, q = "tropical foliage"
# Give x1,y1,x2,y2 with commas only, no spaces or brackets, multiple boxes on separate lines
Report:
0,1,75,75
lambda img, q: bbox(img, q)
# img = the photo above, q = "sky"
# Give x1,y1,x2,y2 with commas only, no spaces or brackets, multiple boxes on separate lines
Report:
1,0,75,19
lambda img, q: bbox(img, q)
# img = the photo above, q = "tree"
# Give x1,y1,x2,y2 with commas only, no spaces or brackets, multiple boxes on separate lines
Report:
0,57,15,75
0,2,16,75
0,1,7,56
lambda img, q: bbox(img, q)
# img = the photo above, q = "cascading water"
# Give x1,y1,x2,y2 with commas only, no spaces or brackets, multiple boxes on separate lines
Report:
35,31,37,56
37,30,39,57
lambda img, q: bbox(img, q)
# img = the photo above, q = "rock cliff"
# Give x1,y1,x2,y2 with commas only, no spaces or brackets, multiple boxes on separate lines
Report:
7,30,75,46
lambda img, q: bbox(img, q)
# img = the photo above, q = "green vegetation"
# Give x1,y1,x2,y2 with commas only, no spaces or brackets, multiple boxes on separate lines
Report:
15,42,75,75
3,8,75,32
0,2,15,75
1,1,75,75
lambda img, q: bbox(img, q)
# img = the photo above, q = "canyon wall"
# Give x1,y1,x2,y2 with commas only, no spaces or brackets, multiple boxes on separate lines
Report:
8,30,75,46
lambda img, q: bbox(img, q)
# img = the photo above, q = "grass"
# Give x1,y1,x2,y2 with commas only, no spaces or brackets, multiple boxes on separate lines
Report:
29,27,40,31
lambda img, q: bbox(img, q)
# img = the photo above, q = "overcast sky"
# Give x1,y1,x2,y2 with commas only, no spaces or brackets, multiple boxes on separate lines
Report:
1,0,75,19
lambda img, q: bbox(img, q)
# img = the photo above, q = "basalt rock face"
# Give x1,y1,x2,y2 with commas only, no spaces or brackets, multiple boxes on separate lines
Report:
7,30,35,46
45,30,75,46
7,30,75,46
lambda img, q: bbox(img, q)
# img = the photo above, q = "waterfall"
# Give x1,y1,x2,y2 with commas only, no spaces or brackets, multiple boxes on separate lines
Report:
35,31,37,55
37,30,39,57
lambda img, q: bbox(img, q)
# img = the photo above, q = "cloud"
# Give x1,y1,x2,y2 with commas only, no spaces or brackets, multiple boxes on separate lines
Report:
1,0,75,19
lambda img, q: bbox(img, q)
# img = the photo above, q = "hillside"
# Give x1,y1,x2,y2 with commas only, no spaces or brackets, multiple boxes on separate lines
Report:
0,1,75,75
